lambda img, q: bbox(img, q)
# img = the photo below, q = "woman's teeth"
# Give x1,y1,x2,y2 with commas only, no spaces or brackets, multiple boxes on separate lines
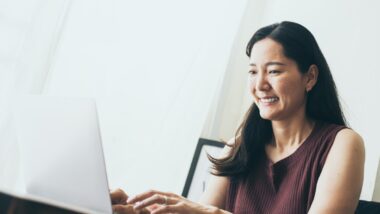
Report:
260,97,279,103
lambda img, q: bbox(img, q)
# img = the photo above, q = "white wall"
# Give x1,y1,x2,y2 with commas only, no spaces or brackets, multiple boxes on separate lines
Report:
44,0,247,195
203,0,380,201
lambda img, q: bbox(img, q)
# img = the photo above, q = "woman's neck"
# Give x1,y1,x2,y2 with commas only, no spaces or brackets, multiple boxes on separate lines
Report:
270,115,315,151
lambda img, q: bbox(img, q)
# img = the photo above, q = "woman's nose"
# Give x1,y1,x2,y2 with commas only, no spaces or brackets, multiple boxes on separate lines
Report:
255,73,271,91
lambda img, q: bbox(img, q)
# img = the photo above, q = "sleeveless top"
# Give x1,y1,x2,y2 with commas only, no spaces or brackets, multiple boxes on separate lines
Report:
225,122,347,214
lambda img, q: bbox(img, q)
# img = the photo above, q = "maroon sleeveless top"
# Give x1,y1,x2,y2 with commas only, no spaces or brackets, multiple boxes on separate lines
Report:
225,122,347,214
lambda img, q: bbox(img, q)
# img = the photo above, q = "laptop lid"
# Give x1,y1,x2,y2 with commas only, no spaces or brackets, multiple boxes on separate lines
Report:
14,95,112,214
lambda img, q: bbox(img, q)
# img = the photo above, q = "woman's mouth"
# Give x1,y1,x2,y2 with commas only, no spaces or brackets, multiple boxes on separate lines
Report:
259,97,279,105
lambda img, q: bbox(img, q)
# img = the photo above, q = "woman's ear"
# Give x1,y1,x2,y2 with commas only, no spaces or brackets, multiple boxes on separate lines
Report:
305,64,319,92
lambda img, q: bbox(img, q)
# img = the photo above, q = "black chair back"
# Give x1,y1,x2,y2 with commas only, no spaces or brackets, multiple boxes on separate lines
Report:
356,200,380,214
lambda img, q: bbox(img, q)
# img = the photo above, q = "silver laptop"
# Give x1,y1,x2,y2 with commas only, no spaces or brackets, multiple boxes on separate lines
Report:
13,95,112,213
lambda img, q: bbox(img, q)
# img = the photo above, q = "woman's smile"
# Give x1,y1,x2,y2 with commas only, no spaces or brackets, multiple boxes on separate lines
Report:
258,96,279,106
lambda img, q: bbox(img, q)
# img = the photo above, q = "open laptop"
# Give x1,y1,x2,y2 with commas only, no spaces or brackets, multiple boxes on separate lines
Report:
7,95,112,213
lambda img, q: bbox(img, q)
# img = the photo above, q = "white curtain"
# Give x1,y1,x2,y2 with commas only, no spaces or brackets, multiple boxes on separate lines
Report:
0,0,70,191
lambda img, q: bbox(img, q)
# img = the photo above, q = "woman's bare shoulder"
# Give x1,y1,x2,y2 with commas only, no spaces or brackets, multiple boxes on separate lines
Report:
334,128,365,153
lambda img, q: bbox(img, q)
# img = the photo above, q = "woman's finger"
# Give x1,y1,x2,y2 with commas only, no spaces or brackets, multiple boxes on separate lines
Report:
134,194,177,210
113,204,151,214
150,204,182,214
112,204,135,213
111,188,129,205
146,204,161,211
127,190,177,204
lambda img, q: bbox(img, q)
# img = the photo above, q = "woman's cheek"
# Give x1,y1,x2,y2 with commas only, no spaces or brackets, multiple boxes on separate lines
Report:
249,79,256,94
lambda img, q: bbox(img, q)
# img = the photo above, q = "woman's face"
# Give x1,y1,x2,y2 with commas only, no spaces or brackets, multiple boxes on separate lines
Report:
248,38,310,121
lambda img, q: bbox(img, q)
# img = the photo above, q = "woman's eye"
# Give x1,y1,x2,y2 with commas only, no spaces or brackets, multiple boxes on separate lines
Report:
249,70,257,75
269,70,280,74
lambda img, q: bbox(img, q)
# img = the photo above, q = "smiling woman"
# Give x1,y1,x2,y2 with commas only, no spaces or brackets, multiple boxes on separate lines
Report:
111,21,365,214
208,21,365,214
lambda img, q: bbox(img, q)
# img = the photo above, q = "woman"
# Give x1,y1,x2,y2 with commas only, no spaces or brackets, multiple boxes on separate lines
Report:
111,21,365,214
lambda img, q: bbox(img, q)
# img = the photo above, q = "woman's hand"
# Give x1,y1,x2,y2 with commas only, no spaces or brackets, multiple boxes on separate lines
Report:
111,188,129,205
127,190,221,214
110,188,150,214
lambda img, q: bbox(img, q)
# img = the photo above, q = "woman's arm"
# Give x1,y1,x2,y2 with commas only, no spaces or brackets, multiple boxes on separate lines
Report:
198,173,229,209
199,144,232,209
308,129,365,214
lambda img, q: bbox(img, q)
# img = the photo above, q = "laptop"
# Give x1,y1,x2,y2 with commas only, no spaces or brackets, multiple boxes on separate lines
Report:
5,95,112,213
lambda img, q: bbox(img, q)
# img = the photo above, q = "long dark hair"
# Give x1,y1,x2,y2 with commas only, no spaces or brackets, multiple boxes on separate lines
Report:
209,21,347,177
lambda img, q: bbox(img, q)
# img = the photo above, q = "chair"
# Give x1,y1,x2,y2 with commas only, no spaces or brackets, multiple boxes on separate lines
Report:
355,200,380,214
182,138,224,200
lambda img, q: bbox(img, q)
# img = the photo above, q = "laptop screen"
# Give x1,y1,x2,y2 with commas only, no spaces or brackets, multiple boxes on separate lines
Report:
14,96,112,214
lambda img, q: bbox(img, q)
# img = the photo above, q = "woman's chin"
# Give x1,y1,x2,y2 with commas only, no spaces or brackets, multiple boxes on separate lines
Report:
260,114,273,120
259,112,279,121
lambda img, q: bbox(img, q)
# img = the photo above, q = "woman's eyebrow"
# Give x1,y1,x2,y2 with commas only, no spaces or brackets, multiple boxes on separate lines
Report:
249,61,287,66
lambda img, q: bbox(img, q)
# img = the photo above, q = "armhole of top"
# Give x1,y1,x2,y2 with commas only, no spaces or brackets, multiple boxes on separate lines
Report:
319,126,349,168
225,177,237,212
